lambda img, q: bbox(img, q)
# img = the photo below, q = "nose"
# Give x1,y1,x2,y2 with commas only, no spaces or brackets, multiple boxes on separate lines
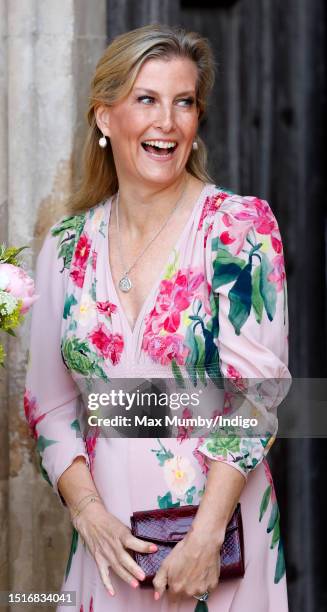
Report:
154,103,176,132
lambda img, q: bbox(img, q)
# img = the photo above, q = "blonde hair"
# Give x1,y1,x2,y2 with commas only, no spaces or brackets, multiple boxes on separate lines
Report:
69,23,216,213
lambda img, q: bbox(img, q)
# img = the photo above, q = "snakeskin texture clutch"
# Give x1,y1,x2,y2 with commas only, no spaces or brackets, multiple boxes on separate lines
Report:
130,503,245,586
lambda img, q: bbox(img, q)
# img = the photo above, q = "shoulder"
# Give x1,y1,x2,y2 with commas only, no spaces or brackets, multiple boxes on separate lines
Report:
49,211,89,270
204,183,276,220
47,199,108,271
203,185,282,256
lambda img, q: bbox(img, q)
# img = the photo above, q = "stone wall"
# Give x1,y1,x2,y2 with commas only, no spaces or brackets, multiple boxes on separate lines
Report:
0,2,106,609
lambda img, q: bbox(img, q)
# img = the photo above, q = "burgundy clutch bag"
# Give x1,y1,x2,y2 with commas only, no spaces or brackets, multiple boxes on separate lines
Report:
130,503,245,586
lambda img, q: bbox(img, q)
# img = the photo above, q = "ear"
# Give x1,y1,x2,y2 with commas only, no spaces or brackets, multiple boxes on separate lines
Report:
95,104,111,137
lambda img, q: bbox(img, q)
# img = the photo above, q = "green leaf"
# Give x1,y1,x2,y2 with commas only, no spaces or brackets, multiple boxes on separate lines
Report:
61,336,109,381
171,359,185,388
211,236,219,252
51,214,87,269
270,518,280,549
38,457,52,487
51,214,86,238
252,265,264,323
90,279,97,301
36,435,58,453
267,502,280,533
260,253,277,321
228,263,252,335
214,248,246,268
186,485,196,503
213,262,244,291
58,241,75,270
70,419,81,432
259,485,272,521
63,294,77,320
212,249,246,291
185,329,207,387
5,328,16,337
65,528,79,581
274,539,286,583
157,491,180,509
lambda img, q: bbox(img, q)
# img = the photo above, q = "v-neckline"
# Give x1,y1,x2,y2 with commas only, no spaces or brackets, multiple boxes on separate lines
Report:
103,182,211,338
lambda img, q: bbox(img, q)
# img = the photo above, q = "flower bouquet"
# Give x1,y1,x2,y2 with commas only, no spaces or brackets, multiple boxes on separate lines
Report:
0,244,38,366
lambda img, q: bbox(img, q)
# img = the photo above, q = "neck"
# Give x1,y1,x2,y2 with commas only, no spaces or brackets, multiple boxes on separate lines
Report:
115,173,192,237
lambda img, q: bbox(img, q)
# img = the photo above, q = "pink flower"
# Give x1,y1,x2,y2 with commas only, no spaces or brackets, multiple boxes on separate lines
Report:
220,196,283,255
267,254,286,291
263,458,276,503
91,250,97,271
85,428,99,476
204,222,213,248
88,324,124,364
69,268,86,288
235,197,283,254
142,333,189,366
236,197,276,234
219,215,253,256
96,301,117,317
23,389,45,439
144,268,205,336
177,408,195,442
72,233,91,269
193,437,210,475
226,364,248,392
0,263,39,314
198,192,229,231
70,233,91,288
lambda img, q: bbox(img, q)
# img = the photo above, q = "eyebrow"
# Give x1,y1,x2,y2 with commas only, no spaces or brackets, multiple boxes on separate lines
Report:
133,87,196,97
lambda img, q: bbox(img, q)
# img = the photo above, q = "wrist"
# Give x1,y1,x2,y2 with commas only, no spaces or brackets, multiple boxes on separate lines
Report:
188,517,226,549
70,495,104,525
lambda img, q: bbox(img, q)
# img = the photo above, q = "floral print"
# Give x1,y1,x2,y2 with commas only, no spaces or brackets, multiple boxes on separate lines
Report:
24,390,45,440
24,183,290,610
88,324,124,364
163,455,196,497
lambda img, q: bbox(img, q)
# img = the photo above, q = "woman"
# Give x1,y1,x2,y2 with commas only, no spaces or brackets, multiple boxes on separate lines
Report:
24,24,291,611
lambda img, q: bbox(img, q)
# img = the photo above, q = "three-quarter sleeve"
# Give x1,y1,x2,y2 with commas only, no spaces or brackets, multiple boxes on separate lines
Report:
197,193,291,480
24,226,90,506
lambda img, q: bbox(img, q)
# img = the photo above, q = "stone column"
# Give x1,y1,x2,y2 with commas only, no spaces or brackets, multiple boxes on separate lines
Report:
0,1,106,608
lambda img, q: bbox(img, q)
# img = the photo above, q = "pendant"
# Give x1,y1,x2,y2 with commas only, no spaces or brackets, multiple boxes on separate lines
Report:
194,601,209,612
119,275,132,293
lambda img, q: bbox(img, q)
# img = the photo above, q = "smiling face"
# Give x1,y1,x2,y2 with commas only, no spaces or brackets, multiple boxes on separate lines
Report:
95,56,200,189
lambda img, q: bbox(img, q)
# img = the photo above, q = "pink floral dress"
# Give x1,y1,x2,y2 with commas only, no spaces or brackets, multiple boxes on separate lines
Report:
24,182,291,611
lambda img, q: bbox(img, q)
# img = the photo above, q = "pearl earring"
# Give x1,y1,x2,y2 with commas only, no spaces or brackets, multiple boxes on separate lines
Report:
192,140,198,151
99,133,107,148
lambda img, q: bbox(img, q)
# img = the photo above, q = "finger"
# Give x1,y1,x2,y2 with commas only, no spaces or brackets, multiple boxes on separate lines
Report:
124,533,158,554
111,557,141,589
117,547,147,582
153,564,168,600
95,554,115,597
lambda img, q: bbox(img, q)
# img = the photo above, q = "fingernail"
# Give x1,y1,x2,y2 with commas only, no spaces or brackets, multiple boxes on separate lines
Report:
138,572,145,581
149,544,158,552
131,578,139,589
107,588,115,597
154,591,160,601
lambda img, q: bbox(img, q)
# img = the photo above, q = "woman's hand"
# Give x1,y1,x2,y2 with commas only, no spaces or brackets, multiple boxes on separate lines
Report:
152,526,221,603
73,501,157,597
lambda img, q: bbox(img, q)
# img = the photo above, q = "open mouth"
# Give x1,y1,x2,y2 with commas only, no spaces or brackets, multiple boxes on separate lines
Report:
141,141,178,157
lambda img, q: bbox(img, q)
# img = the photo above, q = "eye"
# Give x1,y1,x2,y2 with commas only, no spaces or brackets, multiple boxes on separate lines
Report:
137,96,155,104
177,97,195,107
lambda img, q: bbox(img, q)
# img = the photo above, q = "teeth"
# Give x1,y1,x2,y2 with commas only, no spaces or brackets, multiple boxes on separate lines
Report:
143,140,177,149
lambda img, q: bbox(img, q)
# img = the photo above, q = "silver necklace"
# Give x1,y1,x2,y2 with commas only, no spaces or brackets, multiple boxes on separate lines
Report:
115,177,189,293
